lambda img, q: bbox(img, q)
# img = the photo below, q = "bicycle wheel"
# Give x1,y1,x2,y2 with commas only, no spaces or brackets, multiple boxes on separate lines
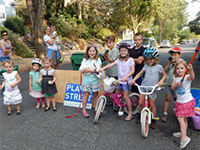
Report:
124,92,139,114
113,102,119,111
94,97,105,124
141,110,149,137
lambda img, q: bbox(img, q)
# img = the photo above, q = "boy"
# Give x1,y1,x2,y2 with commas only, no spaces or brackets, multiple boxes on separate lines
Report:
51,25,65,62
103,35,119,79
161,47,183,122
129,33,145,94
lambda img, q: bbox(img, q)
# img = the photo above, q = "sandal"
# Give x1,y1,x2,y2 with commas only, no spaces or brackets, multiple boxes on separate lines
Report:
44,106,50,112
41,103,46,108
53,106,57,112
16,109,21,115
125,116,133,121
82,111,89,118
35,104,40,109
7,110,12,116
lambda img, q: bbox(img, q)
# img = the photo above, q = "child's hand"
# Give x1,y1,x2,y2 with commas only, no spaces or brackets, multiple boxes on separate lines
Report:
99,68,103,72
36,80,40,84
130,80,136,85
0,85,3,89
176,82,182,86
29,87,32,92
121,77,127,82
157,81,163,87
10,83,16,88
187,64,193,70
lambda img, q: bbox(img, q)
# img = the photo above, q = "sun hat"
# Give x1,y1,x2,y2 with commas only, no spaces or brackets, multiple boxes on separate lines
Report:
168,47,182,54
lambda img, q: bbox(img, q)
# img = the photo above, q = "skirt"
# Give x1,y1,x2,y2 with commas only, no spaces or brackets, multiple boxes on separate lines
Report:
29,90,44,98
81,81,102,92
175,98,195,117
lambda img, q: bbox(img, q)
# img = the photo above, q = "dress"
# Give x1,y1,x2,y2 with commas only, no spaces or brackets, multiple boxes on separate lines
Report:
40,68,57,94
2,71,22,105
0,40,11,62
29,71,44,98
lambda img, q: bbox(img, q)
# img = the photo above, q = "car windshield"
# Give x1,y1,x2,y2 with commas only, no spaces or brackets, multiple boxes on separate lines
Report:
120,40,133,45
142,38,150,45
161,40,168,44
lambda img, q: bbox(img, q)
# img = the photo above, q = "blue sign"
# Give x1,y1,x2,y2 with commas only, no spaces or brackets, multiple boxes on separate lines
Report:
63,83,93,109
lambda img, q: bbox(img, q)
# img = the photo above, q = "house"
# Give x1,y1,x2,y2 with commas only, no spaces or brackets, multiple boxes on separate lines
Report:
0,0,20,23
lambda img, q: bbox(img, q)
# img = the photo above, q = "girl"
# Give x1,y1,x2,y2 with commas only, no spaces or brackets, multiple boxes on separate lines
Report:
29,58,45,109
36,57,57,112
0,60,22,115
79,45,102,118
131,48,167,127
100,42,135,121
171,60,195,149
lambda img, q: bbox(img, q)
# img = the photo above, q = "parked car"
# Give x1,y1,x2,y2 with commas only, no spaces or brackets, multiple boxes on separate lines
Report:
118,39,135,49
160,40,171,48
181,40,187,44
142,37,156,48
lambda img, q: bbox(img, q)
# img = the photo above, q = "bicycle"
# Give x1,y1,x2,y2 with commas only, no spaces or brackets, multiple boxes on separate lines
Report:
93,76,139,124
133,83,164,137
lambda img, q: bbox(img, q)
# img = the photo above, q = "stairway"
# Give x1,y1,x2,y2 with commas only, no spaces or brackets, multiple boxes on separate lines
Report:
21,36,36,53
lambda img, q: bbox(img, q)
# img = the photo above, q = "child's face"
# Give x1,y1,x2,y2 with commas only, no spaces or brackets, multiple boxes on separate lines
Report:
51,27,56,32
88,47,97,59
146,58,155,66
33,64,40,72
106,40,115,50
134,35,143,47
43,60,51,69
171,53,181,62
119,47,128,57
4,62,13,73
176,63,186,77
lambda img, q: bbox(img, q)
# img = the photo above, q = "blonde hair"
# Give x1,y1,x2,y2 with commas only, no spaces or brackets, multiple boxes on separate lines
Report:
173,60,188,77
2,60,14,67
84,45,99,60
42,57,52,63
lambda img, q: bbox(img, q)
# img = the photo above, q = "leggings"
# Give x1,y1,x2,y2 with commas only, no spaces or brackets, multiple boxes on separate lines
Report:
36,97,45,103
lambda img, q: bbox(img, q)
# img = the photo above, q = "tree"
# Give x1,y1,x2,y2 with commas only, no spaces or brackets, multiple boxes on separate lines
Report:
26,0,44,58
189,11,200,35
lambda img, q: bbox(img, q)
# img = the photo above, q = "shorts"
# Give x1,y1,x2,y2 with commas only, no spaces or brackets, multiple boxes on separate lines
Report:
116,84,131,91
164,85,176,98
45,94,55,98
48,49,60,65
81,81,102,92
140,87,157,99
0,56,10,62
175,99,195,117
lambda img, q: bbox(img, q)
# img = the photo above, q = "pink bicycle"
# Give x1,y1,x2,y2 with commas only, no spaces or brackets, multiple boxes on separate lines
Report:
93,76,139,124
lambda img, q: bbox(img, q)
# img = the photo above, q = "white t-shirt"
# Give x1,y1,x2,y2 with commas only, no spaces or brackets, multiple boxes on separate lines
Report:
43,35,57,50
173,74,193,103
51,31,60,42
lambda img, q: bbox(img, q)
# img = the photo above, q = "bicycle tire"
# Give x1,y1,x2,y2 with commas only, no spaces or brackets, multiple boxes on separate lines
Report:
94,97,105,124
124,92,139,114
113,102,119,111
141,110,149,137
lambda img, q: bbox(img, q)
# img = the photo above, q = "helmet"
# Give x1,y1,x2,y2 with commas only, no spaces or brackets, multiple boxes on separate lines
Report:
31,58,42,66
117,42,131,51
143,48,159,58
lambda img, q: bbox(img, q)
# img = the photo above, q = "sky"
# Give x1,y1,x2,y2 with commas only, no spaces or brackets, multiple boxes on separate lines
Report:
186,0,200,22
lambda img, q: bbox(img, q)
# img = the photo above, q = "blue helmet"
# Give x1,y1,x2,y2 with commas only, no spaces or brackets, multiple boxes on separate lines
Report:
117,42,131,51
143,48,159,58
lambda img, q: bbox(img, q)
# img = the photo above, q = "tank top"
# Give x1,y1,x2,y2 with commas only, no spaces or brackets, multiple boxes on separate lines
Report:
0,40,11,57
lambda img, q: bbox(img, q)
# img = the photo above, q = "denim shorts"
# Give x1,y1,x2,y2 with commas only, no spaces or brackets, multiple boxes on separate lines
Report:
0,56,10,62
116,84,131,91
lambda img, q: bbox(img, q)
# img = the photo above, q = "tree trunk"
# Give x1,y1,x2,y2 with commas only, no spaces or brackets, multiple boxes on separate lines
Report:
77,1,82,20
159,20,163,44
26,0,45,58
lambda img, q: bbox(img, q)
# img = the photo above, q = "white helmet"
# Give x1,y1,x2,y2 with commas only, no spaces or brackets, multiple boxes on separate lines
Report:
32,58,42,66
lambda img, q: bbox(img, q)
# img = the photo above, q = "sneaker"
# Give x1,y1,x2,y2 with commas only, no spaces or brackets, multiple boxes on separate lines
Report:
180,137,191,149
82,111,89,118
59,57,65,62
173,132,181,138
161,113,168,122
149,119,156,129
135,113,140,124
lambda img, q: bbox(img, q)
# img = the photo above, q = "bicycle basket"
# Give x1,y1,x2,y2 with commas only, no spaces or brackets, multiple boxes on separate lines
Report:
103,77,116,93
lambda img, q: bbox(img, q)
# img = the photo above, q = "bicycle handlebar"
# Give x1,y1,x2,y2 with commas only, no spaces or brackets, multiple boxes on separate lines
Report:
133,83,159,95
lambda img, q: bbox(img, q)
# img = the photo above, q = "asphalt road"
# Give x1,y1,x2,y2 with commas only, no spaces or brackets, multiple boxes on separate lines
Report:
0,43,199,150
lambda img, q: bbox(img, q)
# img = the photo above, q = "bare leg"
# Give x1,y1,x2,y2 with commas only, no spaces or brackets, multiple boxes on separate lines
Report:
123,90,133,118
58,49,63,58
138,94,145,113
163,94,171,112
92,91,99,108
82,92,89,113
177,117,187,140
46,97,50,108
16,104,20,111
8,105,12,111
149,98,156,118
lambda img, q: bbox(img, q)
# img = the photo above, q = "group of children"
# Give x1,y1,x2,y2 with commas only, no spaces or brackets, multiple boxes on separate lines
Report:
0,33,196,149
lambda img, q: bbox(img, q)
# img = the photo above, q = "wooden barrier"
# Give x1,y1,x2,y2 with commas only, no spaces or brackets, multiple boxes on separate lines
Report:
55,70,104,108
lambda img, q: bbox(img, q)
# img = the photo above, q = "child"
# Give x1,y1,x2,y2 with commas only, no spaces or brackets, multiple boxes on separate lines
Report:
161,47,183,122
171,60,195,149
103,35,119,79
51,25,64,62
29,58,45,109
79,45,102,118
36,57,57,112
129,33,146,93
131,48,167,128
100,42,135,121
0,60,22,115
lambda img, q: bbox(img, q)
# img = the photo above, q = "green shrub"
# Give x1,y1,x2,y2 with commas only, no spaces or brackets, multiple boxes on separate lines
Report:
96,28,115,41
4,16,25,36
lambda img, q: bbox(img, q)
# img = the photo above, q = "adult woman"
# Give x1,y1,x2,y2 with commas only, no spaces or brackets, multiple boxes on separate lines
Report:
0,30,12,62
43,26,60,69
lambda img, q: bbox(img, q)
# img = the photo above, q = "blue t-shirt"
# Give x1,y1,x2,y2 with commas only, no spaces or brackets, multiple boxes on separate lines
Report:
82,58,102,84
